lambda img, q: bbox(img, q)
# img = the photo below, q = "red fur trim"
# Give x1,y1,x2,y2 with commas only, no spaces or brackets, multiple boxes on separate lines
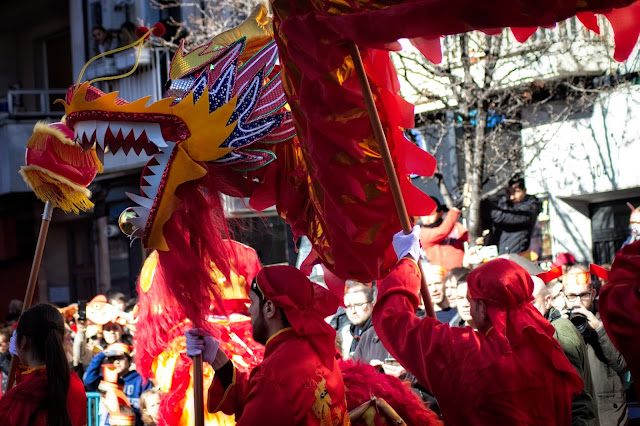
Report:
157,354,191,426
340,360,441,426
155,165,246,332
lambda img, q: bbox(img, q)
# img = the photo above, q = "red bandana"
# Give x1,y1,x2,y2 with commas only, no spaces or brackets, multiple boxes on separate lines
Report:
255,265,340,368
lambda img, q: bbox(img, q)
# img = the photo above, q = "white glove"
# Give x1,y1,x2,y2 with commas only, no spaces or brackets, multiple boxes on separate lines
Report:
392,225,421,261
185,328,220,366
9,330,18,357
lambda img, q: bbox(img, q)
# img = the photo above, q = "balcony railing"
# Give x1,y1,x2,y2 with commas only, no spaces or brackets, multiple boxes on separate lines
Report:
2,48,172,119
5,89,68,118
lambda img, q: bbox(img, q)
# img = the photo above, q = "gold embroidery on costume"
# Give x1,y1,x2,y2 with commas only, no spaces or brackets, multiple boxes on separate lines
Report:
312,376,333,425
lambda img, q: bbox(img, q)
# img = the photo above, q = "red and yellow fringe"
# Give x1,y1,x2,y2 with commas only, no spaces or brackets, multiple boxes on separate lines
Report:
28,122,104,173
19,165,94,213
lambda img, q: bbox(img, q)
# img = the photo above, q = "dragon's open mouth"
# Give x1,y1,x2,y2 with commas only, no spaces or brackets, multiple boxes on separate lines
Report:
66,112,189,159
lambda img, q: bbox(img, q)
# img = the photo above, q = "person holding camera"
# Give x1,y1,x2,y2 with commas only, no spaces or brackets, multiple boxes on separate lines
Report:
563,266,629,426
532,276,598,425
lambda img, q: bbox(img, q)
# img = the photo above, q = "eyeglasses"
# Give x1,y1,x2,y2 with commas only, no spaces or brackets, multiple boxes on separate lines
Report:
564,292,592,302
108,355,128,362
345,302,372,310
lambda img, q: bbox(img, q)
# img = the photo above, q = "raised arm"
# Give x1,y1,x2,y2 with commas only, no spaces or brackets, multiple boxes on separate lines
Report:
420,208,461,247
372,258,478,391
490,200,538,226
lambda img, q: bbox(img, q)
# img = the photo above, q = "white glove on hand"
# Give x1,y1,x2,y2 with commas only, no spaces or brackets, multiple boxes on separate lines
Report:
185,328,220,366
9,330,18,357
392,225,421,261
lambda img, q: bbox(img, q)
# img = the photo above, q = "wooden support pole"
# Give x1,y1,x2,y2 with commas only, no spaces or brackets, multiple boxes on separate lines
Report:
193,353,205,426
348,42,436,319
6,201,54,390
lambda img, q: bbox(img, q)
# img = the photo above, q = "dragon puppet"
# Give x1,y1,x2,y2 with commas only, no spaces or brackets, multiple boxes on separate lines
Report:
20,0,640,423
26,0,640,306
35,3,440,330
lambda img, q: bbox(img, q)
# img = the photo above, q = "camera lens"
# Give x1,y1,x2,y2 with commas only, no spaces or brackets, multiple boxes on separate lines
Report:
569,312,589,334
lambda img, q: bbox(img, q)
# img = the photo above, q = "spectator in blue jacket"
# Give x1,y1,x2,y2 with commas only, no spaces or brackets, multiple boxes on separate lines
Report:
84,342,152,425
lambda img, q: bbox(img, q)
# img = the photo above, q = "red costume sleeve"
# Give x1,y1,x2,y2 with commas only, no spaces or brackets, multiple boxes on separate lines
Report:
372,258,483,392
419,209,460,249
374,258,581,425
207,363,293,424
599,240,640,398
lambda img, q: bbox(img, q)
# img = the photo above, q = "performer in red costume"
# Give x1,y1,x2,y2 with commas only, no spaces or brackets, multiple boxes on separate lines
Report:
0,304,87,426
373,227,583,425
186,265,349,425
599,240,640,398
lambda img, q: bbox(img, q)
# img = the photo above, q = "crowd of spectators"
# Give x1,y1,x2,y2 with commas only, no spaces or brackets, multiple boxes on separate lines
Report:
0,291,160,426
1,175,637,425
329,177,638,425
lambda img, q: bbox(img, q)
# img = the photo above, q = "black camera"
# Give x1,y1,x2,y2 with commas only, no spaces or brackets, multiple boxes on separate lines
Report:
78,300,87,323
566,308,589,334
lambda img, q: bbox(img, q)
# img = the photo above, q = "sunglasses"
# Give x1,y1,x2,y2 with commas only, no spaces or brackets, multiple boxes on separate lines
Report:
108,355,128,362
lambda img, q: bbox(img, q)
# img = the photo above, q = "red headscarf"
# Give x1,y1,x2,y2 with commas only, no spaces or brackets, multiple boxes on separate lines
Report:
599,240,640,397
255,265,340,368
467,259,583,389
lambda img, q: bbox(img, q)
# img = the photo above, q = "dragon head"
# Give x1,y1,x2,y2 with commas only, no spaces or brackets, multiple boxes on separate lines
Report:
59,5,294,251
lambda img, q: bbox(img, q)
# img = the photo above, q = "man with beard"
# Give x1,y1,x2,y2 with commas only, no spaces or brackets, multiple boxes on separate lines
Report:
185,265,349,425
563,266,629,426
419,199,468,272
531,276,598,426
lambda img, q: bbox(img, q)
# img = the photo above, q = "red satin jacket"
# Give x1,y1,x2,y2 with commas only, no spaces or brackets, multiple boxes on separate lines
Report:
0,366,87,426
207,328,349,425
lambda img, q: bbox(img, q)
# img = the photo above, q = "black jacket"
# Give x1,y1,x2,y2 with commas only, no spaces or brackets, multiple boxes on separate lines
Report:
484,194,541,254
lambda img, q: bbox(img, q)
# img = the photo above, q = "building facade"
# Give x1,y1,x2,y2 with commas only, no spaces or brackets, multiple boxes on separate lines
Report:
394,20,640,264
0,0,288,320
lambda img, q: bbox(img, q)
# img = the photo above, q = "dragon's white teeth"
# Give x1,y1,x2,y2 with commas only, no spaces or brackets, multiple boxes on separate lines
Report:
96,121,108,147
75,121,92,143
109,121,123,137
126,192,154,209
129,206,150,230
131,205,150,218
85,121,97,144
140,186,156,199
121,123,134,138
148,164,165,176
145,123,167,147
142,173,162,191
131,123,145,140
154,142,175,163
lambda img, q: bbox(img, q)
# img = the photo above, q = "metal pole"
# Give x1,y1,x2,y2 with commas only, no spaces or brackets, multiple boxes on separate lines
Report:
347,42,436,319
6,201,54,390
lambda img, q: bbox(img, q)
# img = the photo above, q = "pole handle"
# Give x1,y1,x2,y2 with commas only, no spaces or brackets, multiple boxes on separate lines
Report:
193,353,205,426
347,42,436,319
6,201,54,390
